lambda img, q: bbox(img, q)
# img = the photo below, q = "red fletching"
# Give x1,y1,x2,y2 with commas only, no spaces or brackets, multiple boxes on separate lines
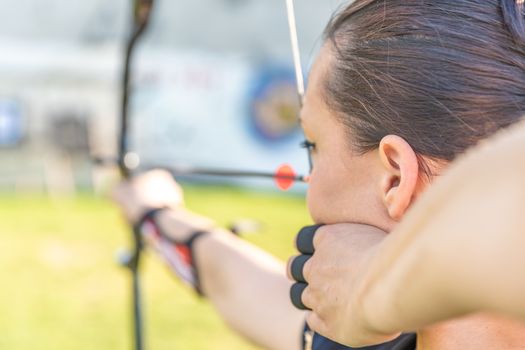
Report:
275,164,296,191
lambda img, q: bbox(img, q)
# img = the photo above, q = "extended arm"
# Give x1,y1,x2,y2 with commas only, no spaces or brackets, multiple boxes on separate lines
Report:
300,121,525,346
112,172,305,350
359,120,525,334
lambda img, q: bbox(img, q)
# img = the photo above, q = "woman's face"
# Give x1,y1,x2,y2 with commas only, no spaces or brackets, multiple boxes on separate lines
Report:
302,47,401,231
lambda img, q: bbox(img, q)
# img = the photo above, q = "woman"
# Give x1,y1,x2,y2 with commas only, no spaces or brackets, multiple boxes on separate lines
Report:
291,117,525,348
113,0,525,349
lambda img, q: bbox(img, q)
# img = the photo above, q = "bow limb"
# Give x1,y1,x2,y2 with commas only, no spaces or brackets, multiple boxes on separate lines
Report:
119,0,154,179
118,2,155,350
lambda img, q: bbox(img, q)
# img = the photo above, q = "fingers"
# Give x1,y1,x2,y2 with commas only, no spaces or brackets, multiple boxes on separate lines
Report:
290,282,310,310
110,181,144,222
112,169,186,220
289,225,323,282
289,225,324,311
289,254,311,282
295,224,323,254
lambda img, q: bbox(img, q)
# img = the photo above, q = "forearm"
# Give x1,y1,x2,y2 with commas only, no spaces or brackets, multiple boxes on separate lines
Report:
358,121,525,335
157,210,305,350
197,232,305,349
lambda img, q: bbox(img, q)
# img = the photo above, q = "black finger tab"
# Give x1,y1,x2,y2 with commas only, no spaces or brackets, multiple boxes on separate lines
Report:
296,224,323,254
290,254,311,283
290,282,310,310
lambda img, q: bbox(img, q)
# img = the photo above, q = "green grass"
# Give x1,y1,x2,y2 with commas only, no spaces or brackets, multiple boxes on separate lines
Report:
0,186,311,350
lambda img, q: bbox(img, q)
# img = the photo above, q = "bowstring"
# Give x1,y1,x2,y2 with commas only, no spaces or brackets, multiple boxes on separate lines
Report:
285,0,305,107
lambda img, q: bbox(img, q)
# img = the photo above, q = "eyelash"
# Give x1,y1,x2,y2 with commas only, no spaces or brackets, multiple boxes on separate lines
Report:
300,139,316,172
300,140,316,151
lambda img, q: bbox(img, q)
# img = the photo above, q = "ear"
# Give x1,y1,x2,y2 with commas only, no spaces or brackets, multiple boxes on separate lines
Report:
378,135,420,221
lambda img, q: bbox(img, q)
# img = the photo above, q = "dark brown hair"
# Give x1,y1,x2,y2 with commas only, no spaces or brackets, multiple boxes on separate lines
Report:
323,0,525,172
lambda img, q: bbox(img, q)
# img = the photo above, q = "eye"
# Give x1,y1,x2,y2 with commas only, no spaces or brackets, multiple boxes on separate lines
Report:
300,139,316,173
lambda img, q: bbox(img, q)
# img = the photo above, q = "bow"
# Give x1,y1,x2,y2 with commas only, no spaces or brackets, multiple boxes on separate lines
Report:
112,1,306,349
118,2,155,350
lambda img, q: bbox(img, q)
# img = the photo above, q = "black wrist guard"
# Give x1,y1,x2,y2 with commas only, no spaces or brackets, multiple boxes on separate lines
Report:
136,208,207,296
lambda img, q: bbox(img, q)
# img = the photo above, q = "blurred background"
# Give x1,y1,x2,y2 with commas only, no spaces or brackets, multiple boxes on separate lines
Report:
0,0,345,349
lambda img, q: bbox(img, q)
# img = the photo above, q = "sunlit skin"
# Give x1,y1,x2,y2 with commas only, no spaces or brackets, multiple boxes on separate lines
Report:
301,45,423,232
302,59,382,228
111,44,525,350
299,44,525,350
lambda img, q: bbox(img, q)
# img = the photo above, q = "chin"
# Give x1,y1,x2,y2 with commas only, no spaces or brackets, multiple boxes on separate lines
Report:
307,207,330,225
307,200,352,225
309,204,396,233
308,208,353,225
306,204,322,224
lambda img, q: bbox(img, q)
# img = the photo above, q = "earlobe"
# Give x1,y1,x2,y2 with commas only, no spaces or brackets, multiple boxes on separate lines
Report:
379,135,420,221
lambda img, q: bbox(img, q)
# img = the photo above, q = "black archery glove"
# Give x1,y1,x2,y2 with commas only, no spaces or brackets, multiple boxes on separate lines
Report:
289,224,324,310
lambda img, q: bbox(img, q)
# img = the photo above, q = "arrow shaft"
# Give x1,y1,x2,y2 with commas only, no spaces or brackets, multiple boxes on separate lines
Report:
93,157,306,182
144,165,306,182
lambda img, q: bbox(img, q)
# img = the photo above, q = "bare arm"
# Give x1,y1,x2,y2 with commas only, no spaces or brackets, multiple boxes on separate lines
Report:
160,211,306,350
300,121,525,346
359,120,525,335
113,173,305,350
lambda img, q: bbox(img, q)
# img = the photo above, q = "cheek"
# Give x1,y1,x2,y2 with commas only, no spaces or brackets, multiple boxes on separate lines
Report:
306,169,344,224
306,181,322,223
305,159,379,225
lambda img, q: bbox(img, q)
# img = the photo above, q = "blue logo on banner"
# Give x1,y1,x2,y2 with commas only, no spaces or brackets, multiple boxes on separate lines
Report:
0,99,24,147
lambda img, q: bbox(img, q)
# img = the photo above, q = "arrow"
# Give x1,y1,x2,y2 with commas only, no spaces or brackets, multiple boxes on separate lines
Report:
94,155,307,191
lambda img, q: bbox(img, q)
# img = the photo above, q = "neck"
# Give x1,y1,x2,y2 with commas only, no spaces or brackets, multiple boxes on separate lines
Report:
417,313,525,350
